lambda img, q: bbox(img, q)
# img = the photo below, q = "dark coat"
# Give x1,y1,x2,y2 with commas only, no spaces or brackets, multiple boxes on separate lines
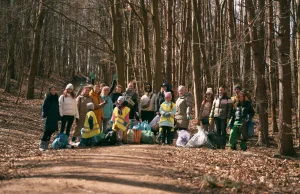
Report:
229,100,255,127
42,94,60,131
155,83,175,112
123,89,139,119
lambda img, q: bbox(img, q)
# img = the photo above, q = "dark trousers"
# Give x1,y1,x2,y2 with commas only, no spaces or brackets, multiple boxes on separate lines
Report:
161,126,172,145
91,79,95,85
141,111,155,123
60,115,74,136
214,117,227,148
41,128,55,141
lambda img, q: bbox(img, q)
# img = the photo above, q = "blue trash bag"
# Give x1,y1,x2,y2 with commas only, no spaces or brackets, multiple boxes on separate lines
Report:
141,121,151,131
51,133,68,149
133,123,142,130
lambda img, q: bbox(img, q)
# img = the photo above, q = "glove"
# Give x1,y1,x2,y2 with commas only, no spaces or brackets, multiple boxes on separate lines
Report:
227,118,230,125
209,118,214,125
80,83,83,88
113,74,118,81
124,122,128,126
58,120,62,125
197,120,201,126
227,118,232,127
42,118,46,124
187,114,192,120
164,112,170,117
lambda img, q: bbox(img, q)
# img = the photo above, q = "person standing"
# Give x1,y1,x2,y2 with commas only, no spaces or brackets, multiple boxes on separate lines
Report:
90,72,95,85
159,92,176,145
140,83,156,123
156,82,175,114
90,85,105,128
209,86,232,148
197,88,214,131
111,84,123,107
101,86,114,132
40,86,60,151
228,92,254,151
123,82,139,119
174,85,193,131
59,83,79,137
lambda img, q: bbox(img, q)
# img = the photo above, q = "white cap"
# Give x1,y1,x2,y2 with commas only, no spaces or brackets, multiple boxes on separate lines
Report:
206,88,213,94
66,83,74,90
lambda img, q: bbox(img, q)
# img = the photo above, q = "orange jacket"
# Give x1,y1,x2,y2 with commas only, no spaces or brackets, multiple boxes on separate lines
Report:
89,91,104,126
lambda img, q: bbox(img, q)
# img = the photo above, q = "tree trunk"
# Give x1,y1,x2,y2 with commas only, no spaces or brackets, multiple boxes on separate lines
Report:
277,0,295,156
26,2,46,99
166,0,173,86
192,0,202,119
267,0,278,133
140,0,152,83
245,0,269,145
152,0,163,92
227,0,238,85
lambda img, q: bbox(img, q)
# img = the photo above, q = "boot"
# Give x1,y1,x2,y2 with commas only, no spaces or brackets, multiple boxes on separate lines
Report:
44,141,49,150
39,141,47,151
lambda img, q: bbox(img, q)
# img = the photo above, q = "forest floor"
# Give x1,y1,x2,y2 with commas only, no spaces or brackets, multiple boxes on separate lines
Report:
0,76,300,194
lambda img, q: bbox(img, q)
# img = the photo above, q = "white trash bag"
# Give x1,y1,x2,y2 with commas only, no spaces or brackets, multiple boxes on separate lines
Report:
149,115,160,128
185,126,213,148
176,130,191,147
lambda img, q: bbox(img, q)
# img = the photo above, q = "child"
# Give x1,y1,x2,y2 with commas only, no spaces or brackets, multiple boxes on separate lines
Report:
159,92,176,145
111,96,130,145
79,102,100,146
40,86,60,151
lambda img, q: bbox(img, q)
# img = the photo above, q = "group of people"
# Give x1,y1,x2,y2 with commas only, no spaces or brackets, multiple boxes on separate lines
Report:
40,75,254,151
198,85,254,151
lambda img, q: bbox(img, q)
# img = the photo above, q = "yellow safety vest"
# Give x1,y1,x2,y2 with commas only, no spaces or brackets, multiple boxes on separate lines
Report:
82,111,100,138
112,106,131,131
159,102,176,124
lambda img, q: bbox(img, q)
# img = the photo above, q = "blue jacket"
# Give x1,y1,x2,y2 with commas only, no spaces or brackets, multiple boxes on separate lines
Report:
101,95,113,119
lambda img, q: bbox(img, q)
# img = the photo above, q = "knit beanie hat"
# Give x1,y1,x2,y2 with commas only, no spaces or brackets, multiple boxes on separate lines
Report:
206,88,213,94
164,92,172,99
66,83,74,90
117,96,125,103
87,102,95,110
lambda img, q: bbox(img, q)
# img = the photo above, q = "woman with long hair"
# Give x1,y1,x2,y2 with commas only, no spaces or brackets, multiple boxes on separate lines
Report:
59,83,79,137
228,92,255,151
198,88,214,131
40,86,60,150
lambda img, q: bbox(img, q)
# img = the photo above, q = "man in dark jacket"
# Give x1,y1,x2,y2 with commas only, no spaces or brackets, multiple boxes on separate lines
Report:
123,82,139,119
155,82,175,114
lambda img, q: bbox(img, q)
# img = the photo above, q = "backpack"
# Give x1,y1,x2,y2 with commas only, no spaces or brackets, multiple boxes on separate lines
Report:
51,133,68,149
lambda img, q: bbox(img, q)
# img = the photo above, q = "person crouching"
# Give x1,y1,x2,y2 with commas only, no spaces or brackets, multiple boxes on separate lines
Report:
159,92,176,145
79,102,100,146
111,96,130,145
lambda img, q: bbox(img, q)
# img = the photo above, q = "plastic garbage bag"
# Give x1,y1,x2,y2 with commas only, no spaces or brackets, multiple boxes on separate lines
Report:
141,130,155,144
176,130,191,147
51,133,68,149
185,126,213,148
127,129,135,144
149,115,160,128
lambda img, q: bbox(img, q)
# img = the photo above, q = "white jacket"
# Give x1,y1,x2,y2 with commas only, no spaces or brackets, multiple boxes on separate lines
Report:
59,94,79,118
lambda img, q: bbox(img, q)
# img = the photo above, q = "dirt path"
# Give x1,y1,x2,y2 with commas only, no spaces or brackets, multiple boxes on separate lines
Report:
1,76,300,193
0,145,198,194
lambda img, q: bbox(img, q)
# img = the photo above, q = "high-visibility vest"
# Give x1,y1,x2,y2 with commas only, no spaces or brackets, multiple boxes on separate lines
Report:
159,102,176,124
112,107,131,131
82,111,100,138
